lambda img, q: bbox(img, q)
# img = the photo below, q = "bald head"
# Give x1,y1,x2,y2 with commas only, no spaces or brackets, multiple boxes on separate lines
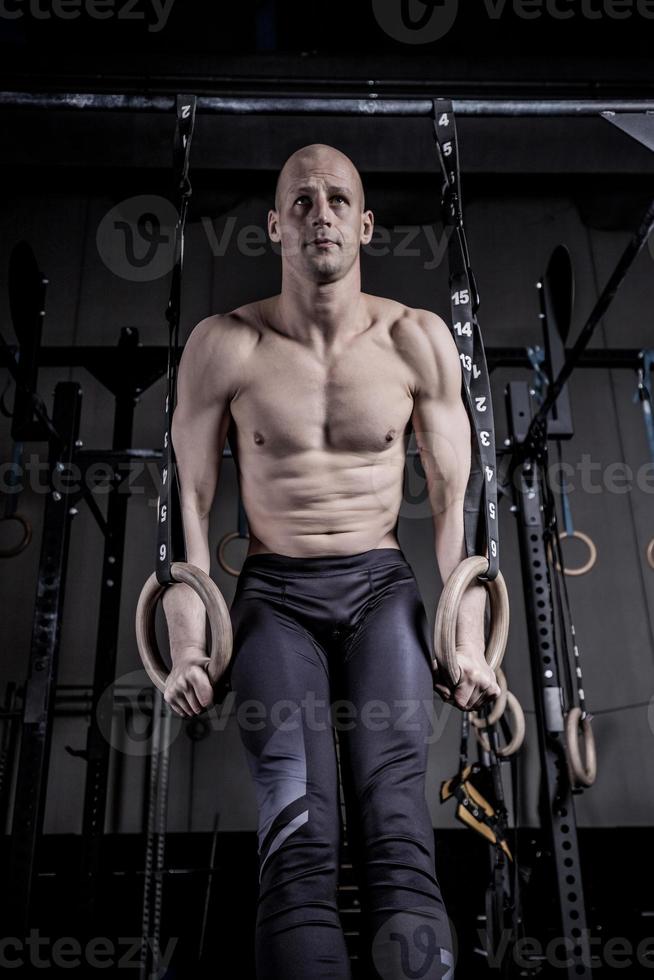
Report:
274,143,366,213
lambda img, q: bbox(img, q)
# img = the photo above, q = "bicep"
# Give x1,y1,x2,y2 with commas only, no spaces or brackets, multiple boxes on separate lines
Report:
171,317,235,518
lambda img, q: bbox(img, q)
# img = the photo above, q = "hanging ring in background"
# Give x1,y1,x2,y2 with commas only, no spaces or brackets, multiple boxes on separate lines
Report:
473,690,526,758
216,531,249,577
548,530,597,576
434,555,510,689
136,562,233,694
470,666,509,729
0,512,32,558
565,707,597,787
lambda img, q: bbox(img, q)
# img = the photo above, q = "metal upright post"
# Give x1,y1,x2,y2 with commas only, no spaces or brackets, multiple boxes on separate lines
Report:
77,328,143,931
507,381,593,979
5,381,82,937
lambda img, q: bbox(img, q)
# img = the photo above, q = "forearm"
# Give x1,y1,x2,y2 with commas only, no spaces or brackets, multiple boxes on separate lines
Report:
161,504,212,665
434,499,486,650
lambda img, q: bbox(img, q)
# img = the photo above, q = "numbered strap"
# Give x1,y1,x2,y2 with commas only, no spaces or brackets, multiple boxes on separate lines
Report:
636,350,654,464
155,95,197,586
431,100,500,583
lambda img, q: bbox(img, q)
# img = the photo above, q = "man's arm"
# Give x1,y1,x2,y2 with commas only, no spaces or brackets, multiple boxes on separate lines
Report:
161,314,245,715
402,309,500,709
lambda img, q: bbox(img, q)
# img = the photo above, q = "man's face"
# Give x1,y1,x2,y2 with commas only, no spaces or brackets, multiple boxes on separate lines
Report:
268,158,374,284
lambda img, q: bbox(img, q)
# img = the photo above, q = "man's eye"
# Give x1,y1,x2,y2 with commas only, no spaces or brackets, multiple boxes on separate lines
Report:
295,196,310,205
332,196,347,205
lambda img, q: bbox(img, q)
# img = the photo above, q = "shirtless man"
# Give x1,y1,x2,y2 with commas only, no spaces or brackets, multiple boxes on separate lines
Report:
162,144,501,980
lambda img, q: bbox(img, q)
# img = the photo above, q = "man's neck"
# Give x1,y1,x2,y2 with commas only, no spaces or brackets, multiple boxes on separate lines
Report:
276,268,368,353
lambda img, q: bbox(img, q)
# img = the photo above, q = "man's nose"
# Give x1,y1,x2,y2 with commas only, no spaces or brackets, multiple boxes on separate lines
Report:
311,195,332,224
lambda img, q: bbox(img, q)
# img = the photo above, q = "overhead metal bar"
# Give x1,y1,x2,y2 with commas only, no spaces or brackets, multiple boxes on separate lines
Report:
1,92,654,116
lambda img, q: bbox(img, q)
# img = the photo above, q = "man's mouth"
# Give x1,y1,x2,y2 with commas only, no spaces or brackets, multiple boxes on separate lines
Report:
311,238,337,248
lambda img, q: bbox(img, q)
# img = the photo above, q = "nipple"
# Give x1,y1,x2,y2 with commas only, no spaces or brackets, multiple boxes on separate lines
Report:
254,431,265,446
385,428,396,443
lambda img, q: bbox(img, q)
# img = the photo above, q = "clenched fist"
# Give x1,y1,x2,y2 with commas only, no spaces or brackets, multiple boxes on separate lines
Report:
433,644,501,712
164,653,215,717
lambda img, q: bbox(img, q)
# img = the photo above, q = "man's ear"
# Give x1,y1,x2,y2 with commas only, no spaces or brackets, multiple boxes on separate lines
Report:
361,209,374,246
268,208,281,243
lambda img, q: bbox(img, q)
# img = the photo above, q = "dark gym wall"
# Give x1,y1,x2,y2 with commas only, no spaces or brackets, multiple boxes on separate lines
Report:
2,102,654,833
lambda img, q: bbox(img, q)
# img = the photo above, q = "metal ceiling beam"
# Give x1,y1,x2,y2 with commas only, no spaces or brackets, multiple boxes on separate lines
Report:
1,92,654,116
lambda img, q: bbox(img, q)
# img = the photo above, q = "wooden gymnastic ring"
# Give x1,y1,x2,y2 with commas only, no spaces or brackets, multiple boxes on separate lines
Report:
646,538,654,571
0,513,32,558
135,562,233,694
216,531,249,577
565,706,597,787
547,530,597,577
470,666,509,729
474,690,526,758
433,556,510,689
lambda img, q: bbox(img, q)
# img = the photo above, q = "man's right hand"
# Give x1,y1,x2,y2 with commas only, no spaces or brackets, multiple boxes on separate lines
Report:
163,653,215,717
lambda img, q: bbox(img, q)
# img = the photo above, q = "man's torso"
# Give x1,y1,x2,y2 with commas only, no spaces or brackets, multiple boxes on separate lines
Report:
219,293,422,558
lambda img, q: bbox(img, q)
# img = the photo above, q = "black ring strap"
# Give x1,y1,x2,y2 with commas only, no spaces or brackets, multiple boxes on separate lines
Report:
431,99,500,582
155,95,198,586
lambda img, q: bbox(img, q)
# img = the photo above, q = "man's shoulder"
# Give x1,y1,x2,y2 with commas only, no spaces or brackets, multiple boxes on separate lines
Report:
179,305,264,402
184,304,264,372
189,303,263,347
368,295,451,365
366,293,448,339
367,297,458,398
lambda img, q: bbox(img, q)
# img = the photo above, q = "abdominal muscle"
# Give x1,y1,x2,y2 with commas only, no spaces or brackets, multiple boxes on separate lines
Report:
238,446,406,558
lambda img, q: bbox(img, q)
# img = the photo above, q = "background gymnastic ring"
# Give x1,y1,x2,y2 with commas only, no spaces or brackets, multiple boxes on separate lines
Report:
135,562,233,694
470,666,509,729
433,555,510,689
216,531,249,577
473,690,526,758
565,706,597,787
0,513,32,558
547,530,597,576
646,538,654,570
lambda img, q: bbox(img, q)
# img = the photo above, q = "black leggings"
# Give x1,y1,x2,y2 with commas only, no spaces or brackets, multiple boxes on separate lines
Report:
227,548,455,980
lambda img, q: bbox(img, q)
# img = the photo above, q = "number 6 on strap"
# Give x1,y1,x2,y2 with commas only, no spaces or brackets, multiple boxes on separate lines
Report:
433,555,510,689
136,563,233,694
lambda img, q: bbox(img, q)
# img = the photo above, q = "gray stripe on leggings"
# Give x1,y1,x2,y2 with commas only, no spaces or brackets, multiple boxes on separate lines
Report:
243,704,308,850
259,809,309,882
